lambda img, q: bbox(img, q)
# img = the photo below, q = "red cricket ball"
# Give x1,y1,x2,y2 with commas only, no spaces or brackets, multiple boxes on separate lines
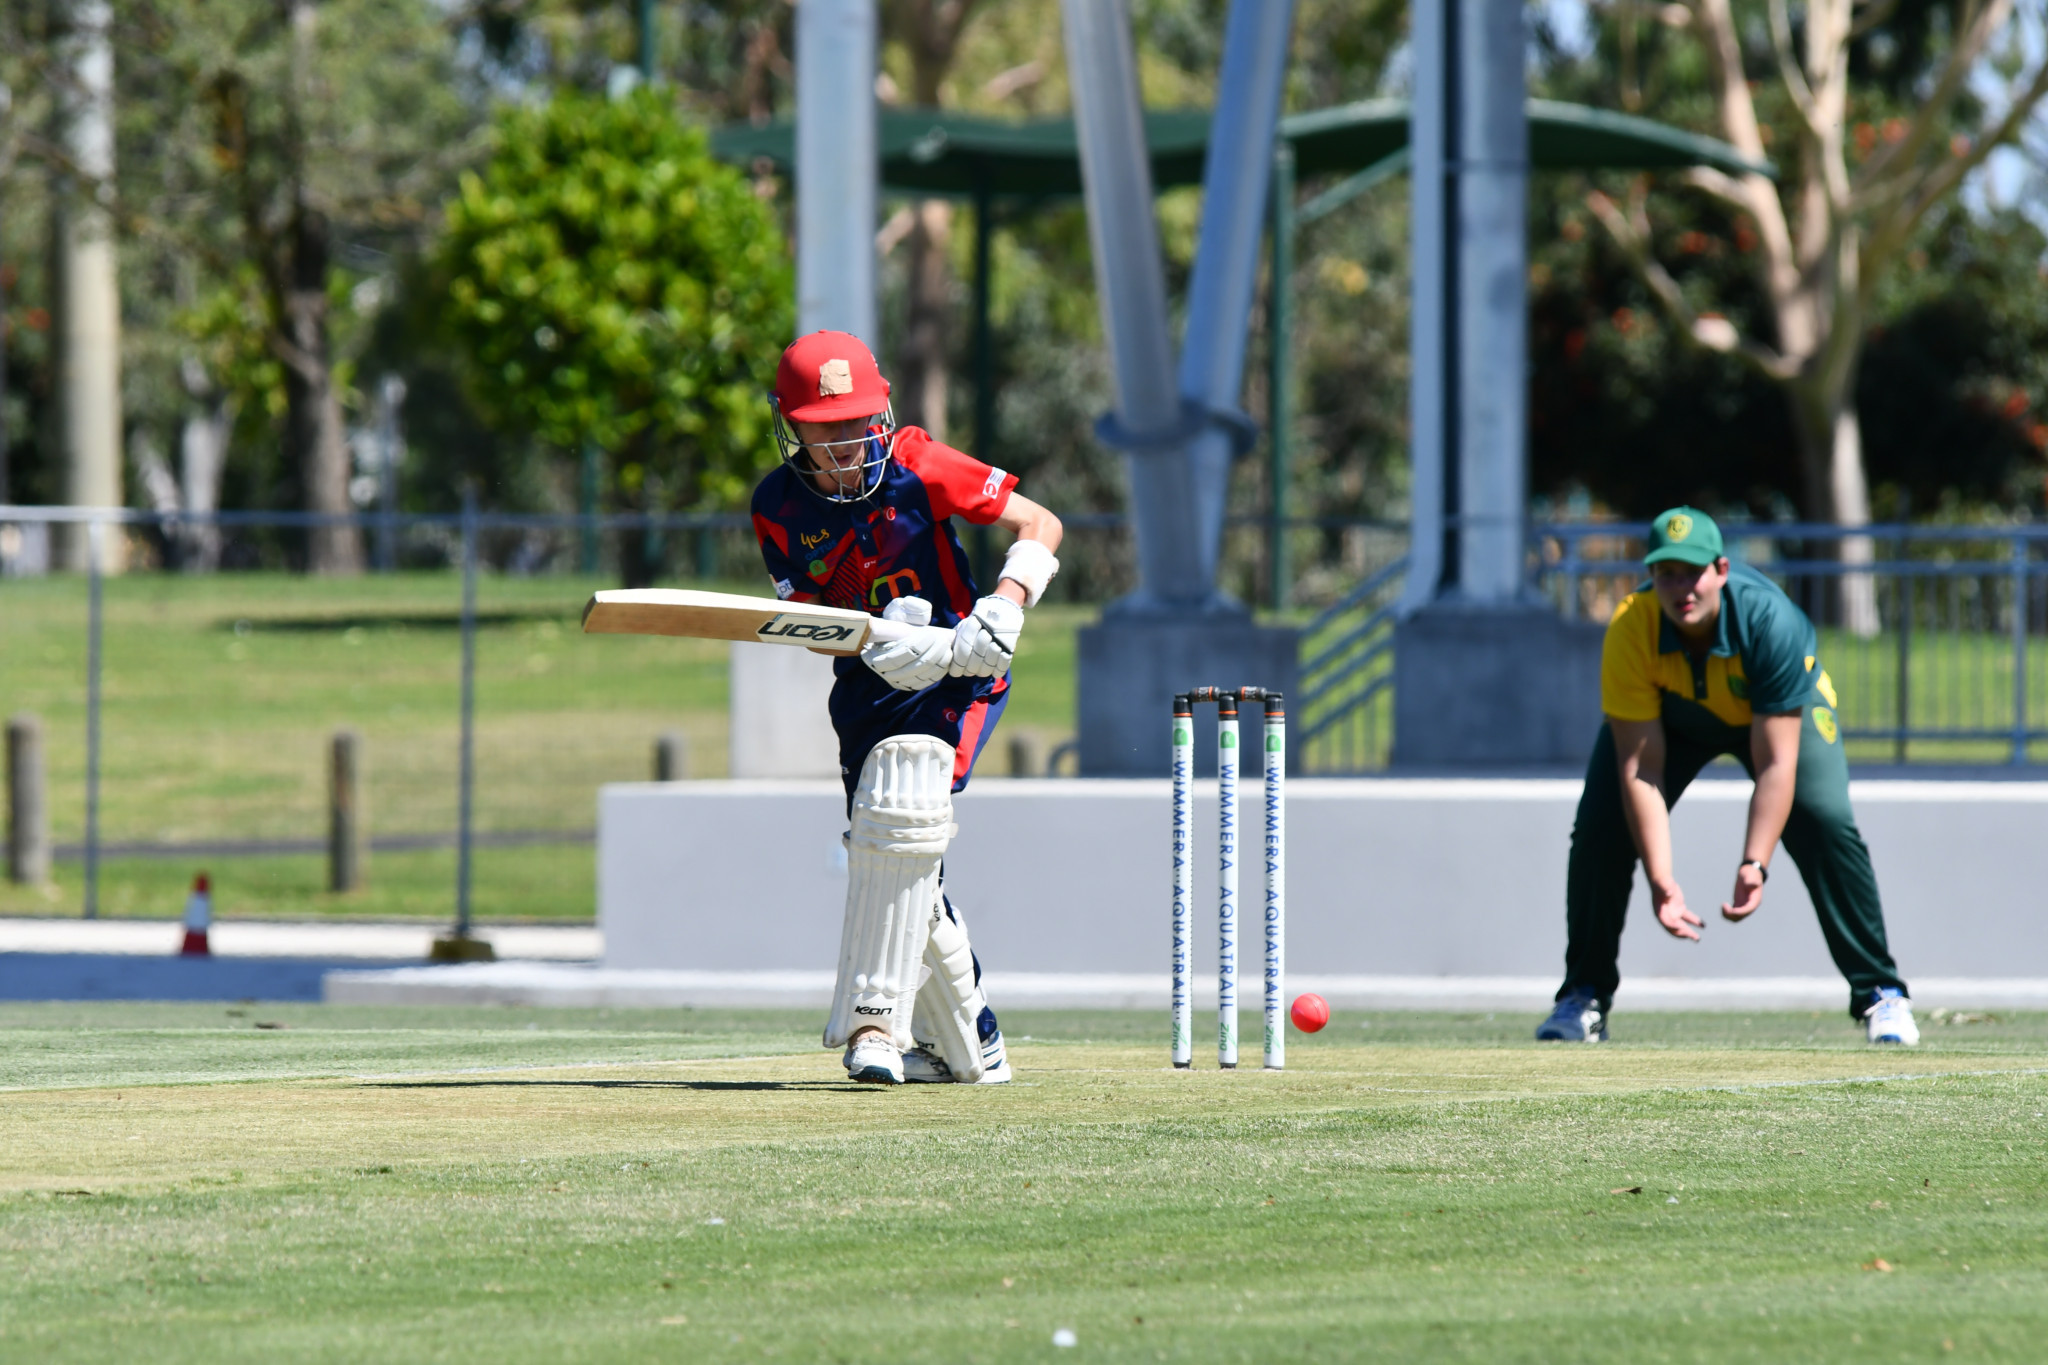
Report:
1290,992,1330,1033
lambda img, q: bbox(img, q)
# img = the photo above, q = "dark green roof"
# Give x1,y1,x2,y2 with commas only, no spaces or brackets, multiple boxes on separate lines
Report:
710,99,1772,200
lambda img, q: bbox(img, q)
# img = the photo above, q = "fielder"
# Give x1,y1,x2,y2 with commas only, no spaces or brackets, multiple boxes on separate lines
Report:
1538,507,1918,1046
751,330,1064,1086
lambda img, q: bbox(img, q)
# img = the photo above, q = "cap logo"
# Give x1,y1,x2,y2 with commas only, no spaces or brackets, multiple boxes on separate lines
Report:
1666,513,1693,542
818,359,853,397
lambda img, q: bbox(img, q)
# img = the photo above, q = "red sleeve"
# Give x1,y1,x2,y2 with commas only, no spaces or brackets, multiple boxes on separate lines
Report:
893,428,1017,525
751,512,817,603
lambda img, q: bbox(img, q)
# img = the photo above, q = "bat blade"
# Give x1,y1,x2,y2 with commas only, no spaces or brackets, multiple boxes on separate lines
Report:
580,588,905,655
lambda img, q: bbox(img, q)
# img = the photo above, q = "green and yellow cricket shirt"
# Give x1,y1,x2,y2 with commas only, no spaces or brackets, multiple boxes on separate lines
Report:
1600,560,1839,749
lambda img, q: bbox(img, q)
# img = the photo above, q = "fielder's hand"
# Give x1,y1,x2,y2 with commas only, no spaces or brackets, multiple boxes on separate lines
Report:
951,595,1023,677
862,596,952,692
1721,861,1766,921
1651,880,1703,942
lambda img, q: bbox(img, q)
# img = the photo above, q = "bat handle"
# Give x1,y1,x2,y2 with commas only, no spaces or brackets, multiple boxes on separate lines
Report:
865,618,917,646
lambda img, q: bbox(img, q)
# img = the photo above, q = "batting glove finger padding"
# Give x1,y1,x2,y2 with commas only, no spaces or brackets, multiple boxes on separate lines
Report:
862,621,954,691
826,735,957,1052
951,594,1024,677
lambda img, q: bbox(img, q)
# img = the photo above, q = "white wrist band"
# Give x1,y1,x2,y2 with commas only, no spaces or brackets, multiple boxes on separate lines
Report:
998,539,1060,607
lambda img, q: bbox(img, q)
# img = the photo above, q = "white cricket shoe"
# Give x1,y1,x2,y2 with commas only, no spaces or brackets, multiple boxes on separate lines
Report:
844,1033,905,1084
977,1026,1013,1084
899,1039,1012,1084
1864,987,1919,1045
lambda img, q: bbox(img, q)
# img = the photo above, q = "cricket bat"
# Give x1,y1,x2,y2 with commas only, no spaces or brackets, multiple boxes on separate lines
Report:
580,588,914,656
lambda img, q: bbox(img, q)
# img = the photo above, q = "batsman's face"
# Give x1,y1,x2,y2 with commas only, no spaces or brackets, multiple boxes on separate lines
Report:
792,416,879,493
1652,557,1730,634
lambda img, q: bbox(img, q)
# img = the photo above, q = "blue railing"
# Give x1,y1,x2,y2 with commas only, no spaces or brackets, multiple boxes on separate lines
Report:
1540,522,2048,765
1296,556,1406,773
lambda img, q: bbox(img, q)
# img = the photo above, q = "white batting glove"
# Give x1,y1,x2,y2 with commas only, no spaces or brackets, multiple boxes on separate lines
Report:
951,594,1023,677
861,596,953,692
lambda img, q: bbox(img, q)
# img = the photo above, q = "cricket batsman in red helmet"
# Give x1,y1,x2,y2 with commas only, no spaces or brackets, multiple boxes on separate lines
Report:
749,330,1064,1085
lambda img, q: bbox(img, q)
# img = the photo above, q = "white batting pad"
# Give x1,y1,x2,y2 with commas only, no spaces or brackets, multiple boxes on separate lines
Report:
912,899,988,1083
823,735,958,1050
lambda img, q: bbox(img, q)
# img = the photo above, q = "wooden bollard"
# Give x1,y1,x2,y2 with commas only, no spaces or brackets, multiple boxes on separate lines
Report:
1008,733,1040,779
6,714,49,885
329,728,366,892
654,730,689,782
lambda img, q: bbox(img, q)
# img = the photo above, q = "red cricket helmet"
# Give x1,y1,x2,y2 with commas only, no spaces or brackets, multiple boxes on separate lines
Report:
774,331,891,422
771,331,898,504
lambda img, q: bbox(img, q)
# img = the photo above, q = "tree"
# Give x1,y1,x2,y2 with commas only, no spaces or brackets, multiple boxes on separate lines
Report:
438,87,792,585
124,0,480,573
1588,0,2048,630
881,1,980,442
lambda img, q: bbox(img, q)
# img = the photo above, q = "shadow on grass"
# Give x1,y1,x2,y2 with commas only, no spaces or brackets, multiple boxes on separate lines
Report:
362,1079,871,1092
221,608,571,633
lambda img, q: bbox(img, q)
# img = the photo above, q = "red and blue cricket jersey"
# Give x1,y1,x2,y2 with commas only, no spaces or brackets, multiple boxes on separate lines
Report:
750,427,1019,796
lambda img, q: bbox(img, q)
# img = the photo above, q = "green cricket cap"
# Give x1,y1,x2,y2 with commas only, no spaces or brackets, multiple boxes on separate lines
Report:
1643,506,1724,567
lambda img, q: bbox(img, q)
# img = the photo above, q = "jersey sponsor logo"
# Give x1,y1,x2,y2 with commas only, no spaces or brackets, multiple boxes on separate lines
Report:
807,559,829,580
1666,512,1694,541
799,529,833,551
982,467,1007,499
1812,706,1839,744
868,567,922,606
819,358,853,396
757,614,860,645
772,577,795,600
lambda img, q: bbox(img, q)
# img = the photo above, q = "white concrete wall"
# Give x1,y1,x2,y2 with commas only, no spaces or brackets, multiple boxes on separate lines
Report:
727,644,840,779
598,777,2048,984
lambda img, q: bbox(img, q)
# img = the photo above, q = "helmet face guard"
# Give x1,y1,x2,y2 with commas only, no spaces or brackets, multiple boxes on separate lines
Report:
773,398,897,504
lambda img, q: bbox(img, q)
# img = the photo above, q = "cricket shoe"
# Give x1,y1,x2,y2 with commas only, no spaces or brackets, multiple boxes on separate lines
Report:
977,1006,1013,1084
843,1034,905,1084
1535,989,1608,1042
1863,987,1919,1045
899,1013,1013,1084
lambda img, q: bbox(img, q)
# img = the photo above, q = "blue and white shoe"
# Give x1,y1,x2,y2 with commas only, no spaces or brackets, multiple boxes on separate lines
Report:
1864,987,1919,1045
1536,990,1608,1042
977,1007,1012,1085
843,1034,904,1084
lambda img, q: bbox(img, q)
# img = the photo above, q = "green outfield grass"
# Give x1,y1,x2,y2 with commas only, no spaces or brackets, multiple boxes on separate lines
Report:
0,573,1088,921
2,1005,2044,1362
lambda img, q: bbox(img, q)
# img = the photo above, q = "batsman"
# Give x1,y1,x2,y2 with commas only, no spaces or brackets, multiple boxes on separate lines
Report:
1538,507,1918,1046
751,331,1064,1086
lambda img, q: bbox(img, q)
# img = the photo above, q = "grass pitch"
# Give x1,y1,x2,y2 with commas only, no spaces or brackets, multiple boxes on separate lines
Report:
2,1006,2045,1362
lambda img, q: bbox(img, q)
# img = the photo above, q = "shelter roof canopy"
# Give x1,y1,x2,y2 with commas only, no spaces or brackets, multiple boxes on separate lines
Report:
711,99,1772,201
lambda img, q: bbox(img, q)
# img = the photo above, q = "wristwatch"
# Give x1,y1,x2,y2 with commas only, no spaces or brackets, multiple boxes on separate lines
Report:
1739,858,1769,883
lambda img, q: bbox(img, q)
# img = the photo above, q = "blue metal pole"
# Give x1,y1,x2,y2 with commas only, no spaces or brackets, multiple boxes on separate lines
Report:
2013,534,2029,765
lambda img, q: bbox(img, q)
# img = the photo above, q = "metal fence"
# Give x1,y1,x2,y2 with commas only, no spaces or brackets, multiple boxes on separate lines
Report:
7,506,2047,925
2,504,783,929
1289,521,2048,774
1541,521,2048,766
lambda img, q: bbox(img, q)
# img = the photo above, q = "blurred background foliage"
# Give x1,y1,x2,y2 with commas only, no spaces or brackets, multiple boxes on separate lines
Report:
0,0,2045,589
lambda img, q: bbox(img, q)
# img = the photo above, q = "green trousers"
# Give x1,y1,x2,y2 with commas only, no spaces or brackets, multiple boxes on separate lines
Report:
1561,713,1907,1019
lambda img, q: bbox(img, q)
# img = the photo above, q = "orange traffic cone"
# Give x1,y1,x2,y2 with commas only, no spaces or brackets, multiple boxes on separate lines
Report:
180,873,212,956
